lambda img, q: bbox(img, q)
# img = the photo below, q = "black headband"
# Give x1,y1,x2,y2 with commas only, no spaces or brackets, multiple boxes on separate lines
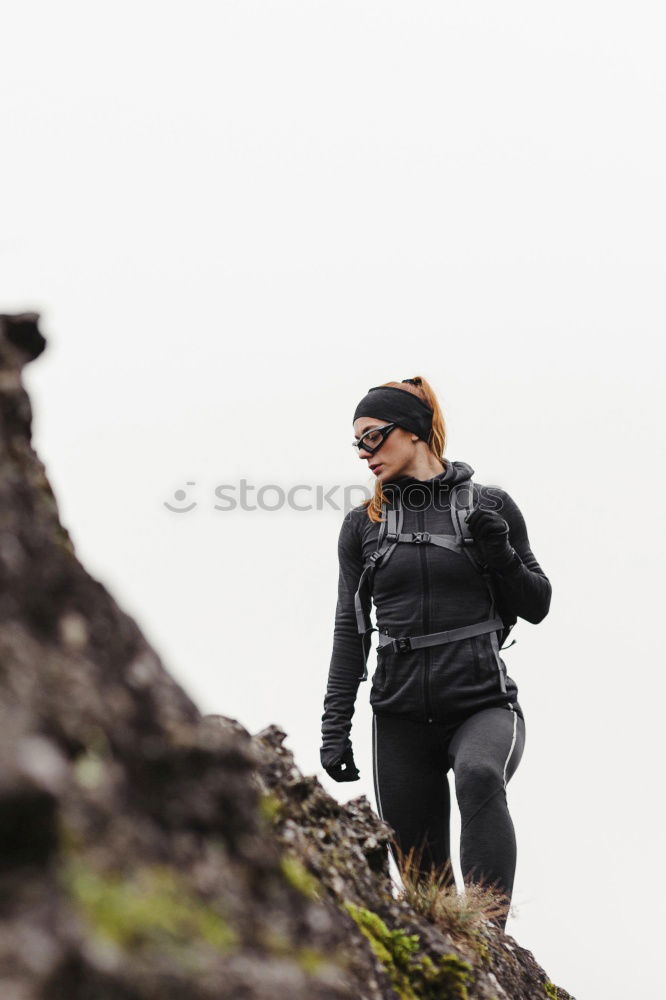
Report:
353,384,434,442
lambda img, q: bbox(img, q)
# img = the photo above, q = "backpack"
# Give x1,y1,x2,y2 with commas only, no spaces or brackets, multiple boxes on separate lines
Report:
353,479,516,685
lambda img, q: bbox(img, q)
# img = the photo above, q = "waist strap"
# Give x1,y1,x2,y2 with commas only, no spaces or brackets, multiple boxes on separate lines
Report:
377,616,504,654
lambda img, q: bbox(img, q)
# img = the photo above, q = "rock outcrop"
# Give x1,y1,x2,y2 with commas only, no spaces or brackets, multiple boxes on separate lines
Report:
0,312,575,999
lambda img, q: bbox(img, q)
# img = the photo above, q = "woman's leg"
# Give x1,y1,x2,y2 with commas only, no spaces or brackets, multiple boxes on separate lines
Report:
447,707,526,924
372,712,453,885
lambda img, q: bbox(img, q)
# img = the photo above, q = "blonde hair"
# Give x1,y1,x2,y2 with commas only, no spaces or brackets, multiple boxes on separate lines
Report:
358,376,447,523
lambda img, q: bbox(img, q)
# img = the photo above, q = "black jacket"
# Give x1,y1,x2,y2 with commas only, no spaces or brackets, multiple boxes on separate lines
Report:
320,459,552,767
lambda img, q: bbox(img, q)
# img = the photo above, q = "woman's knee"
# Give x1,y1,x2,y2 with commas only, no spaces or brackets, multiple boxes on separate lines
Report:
454,758,502,802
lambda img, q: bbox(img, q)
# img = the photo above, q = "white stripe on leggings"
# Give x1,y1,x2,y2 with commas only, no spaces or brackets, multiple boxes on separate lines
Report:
502,709,518,790
372,714,385,819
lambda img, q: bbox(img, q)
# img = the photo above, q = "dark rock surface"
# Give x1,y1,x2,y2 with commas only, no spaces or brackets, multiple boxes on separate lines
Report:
0,312,575,999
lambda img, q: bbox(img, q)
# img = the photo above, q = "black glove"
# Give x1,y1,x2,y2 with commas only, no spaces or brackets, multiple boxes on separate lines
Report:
321,746,360,782
465,508,516,569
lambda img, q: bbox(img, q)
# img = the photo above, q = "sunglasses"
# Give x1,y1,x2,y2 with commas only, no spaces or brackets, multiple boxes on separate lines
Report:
351,422,397,455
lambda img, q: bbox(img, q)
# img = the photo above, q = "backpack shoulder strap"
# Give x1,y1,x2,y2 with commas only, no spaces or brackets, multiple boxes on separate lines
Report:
353,493,404,679
451,479,517,651
450,480,483,570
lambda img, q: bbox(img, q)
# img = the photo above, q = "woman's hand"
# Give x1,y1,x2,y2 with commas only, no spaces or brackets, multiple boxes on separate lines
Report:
465,507,516,569
321,746,360,782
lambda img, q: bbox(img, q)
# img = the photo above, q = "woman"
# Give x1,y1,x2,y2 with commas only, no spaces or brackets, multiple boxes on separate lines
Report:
320,376,551,928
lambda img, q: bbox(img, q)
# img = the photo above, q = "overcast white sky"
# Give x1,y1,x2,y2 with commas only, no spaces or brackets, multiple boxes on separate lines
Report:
2,3,665,998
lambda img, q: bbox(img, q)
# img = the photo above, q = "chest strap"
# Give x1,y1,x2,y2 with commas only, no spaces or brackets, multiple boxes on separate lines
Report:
386,530,462,552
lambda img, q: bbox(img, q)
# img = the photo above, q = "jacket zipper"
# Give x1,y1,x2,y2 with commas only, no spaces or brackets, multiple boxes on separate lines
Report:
418,509,433,722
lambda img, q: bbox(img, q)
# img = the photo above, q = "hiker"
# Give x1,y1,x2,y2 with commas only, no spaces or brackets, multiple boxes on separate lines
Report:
320,376,551,928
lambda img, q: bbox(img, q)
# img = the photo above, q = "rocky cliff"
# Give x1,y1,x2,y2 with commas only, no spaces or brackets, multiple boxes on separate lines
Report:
0,312,575,999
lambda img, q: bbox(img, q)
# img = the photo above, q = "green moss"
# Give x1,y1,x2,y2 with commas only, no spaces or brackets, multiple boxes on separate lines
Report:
343,901,473,1000
62,857,237,953
74,750,105,790
296,946,328,973
259,791,283,825
416,952,473,999
280,855,321,901
544,981,559,999
471,930,491,965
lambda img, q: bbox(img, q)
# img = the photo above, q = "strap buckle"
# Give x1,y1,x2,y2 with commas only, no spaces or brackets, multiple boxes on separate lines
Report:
395,637,412,653
412,531,431,544
461,536,476,545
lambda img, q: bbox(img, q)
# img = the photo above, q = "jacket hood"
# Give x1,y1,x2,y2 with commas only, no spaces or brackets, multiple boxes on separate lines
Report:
386,458,474,493
379,459,475,510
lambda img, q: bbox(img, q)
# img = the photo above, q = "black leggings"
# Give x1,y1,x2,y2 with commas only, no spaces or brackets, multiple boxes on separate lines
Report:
371,706,525,925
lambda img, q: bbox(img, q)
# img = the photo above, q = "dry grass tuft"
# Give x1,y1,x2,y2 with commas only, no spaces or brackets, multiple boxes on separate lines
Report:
389,836,512,941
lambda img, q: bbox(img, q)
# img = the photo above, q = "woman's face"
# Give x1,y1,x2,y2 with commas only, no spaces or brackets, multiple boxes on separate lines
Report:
353,417,416,481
